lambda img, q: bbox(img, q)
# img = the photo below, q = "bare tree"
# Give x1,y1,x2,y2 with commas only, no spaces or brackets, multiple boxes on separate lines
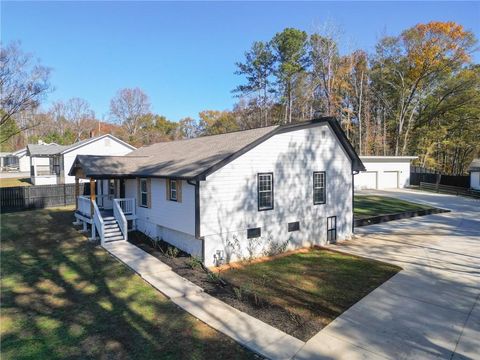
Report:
0,42,51,143
63,98,95,140
109,88,150,136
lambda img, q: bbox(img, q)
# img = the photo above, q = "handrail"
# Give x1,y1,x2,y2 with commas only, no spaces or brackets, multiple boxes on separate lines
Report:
116,198,135,215
113,199,128,241
78,196,91,217
92,200,105,244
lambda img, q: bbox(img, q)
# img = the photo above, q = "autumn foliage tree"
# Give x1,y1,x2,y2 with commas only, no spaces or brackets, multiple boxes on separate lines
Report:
232,21,479,174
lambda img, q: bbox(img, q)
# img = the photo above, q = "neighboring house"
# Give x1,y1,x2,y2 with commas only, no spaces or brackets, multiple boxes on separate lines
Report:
469,158,480,190
27,135,135,185
354,156,418,190
69,117,365,267
0,148,30,172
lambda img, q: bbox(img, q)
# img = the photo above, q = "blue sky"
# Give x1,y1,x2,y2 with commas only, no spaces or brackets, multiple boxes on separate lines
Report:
2,1,479,121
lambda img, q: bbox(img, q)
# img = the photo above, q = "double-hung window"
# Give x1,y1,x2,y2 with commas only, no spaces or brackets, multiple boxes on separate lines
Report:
258,173,274,211
313,171,326,205
169,179,177,201
140,178,148,207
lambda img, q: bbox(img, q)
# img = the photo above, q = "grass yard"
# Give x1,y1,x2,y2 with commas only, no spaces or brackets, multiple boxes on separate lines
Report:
354,195,432,219
0,177,32,187
220,248,401,340
0,207,255,360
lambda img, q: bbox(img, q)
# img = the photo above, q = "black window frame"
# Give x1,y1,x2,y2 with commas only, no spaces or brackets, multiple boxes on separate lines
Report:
313,171,326,205
247,227,261,239
257,172,274,211
327,216,337,243
139,178,148,207
288,221,300,232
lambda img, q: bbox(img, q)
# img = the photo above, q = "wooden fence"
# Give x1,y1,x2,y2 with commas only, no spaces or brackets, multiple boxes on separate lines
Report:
410,172,470,188
420,182,480,198
0,183,86,212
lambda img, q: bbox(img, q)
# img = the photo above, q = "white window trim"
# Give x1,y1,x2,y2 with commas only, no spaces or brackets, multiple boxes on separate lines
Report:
313,171,326,205
258,173,274,211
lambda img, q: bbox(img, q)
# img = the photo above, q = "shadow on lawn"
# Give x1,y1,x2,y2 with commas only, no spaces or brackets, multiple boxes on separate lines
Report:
0,208,255,360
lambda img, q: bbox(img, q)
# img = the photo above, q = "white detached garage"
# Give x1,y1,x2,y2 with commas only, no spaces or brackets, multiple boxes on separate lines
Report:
355,156,417,190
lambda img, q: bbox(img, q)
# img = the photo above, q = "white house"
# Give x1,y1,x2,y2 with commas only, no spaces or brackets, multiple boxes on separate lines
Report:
69,118,365,267
0,148,30,172
469,159,480,190
354,156,418,190
27,135,135,185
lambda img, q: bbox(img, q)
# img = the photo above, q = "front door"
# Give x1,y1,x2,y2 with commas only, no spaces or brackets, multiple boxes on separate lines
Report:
101,179,114,209
119,179,125,198
327,216,337,243
97,180,104,208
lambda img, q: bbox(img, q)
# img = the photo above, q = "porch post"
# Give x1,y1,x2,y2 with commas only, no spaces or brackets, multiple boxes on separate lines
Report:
90,178,96,217
75,177,79,210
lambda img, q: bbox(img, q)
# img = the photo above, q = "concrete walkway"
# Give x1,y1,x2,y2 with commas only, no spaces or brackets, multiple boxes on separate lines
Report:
103,241,304,360
295,189,480,360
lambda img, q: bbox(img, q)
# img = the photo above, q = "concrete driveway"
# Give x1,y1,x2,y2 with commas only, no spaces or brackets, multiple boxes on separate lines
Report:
295,189,480,360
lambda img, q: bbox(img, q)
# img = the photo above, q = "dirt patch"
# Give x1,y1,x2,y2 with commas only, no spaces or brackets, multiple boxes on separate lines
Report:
128,232,316,341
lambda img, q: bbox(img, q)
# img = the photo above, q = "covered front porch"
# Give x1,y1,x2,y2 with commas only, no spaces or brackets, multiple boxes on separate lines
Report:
74,176,137,245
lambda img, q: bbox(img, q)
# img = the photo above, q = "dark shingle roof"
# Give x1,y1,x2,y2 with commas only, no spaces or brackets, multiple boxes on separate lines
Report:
71,126,277,178
69,118,365,179
27,143,67,156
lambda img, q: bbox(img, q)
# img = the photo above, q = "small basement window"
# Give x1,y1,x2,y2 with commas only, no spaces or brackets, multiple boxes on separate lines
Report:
288,221,300,232
247,227,261,239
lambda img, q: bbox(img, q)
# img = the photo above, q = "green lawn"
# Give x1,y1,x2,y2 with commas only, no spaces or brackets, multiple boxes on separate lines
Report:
0,207,255,360
0,177,32,187
354,195,432,219
220,248,400,339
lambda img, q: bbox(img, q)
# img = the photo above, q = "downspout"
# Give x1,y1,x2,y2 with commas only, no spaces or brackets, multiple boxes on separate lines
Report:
352,168,359,234
187,179,204,263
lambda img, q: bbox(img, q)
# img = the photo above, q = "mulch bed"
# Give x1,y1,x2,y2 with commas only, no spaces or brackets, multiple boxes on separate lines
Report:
128,231,316,341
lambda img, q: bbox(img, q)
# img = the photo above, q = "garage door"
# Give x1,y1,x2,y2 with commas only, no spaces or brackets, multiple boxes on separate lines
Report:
382,171,399,188
355,171,378,190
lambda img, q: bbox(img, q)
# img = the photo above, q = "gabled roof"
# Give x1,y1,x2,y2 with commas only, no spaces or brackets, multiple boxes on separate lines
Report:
27,134,135,157
469,158,480,171
27,143,64,156
69,117,365,180
12,148,28,157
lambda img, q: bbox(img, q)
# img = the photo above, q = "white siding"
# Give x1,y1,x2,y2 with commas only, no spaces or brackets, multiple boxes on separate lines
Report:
355,171,378,189
471,171,480,190
63,136,133,184
30,156,56,185
200,124,353,267
18,155,30,172
355,159,412,190
125,178,201,255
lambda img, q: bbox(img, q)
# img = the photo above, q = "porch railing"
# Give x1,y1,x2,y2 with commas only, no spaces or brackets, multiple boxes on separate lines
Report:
78,195,91,217
116,198,135,215
113,199,128,241
92,200,105,244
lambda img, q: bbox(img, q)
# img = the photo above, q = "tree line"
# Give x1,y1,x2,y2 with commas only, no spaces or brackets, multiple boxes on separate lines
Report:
231,22,480,175
1,21,479,175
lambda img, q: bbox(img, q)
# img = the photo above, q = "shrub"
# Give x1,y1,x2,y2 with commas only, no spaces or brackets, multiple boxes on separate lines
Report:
233,286,242,300
166,246,179,258
186,256,202,270
207,270,221,284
